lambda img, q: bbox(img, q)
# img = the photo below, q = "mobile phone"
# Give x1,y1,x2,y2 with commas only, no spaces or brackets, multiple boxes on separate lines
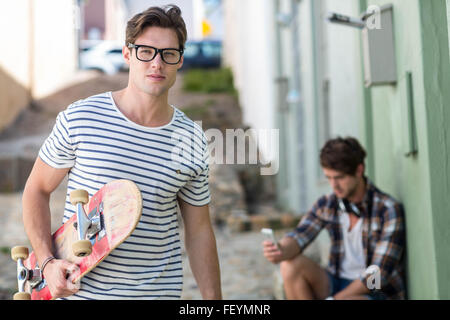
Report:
261,228,280,250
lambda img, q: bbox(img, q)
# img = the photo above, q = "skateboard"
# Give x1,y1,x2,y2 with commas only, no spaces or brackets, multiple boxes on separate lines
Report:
11,179,142,300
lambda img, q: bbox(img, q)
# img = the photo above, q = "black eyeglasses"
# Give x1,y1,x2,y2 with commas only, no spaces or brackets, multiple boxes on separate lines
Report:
128,43,183,65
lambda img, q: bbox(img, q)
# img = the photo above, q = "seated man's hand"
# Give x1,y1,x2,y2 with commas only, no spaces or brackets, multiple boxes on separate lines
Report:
263,240,283,264
263,237,301,264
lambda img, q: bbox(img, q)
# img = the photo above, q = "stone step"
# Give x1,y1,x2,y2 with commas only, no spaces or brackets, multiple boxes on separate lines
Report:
221,212,302,233
0,135,46,193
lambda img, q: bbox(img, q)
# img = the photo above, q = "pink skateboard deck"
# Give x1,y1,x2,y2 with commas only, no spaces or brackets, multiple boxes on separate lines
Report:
17,179,142,300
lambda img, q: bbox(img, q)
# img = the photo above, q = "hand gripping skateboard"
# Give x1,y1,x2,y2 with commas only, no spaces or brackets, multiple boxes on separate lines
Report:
11,179,142,300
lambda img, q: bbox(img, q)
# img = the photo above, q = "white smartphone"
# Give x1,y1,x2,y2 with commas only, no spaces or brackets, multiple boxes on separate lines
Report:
261,228,280,250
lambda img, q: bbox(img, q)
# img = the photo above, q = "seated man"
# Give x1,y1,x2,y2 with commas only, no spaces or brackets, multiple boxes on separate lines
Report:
263,137,406,300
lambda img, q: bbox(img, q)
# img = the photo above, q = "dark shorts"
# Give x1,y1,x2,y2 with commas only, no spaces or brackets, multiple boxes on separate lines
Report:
327,271,387,300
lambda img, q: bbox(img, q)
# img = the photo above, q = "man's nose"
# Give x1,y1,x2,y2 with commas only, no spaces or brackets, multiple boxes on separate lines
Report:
150,52,164,68
330,179,339,189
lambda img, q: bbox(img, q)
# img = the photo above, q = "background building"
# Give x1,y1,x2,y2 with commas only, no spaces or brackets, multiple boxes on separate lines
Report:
0,0,224,133
224,0,450,299
0,0,79,131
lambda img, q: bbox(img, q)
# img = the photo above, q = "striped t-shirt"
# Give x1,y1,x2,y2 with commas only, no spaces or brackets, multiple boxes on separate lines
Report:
38,91,211,300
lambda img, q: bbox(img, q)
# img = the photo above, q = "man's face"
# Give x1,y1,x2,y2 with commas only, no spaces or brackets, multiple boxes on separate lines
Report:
322,165,363,199
124,26,184,97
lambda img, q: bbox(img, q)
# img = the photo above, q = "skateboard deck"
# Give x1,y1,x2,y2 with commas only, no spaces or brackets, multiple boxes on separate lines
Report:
15,179,142,300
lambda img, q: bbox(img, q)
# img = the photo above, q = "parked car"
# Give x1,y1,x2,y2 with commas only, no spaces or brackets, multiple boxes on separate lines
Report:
181,40,222,70
79,41,128,75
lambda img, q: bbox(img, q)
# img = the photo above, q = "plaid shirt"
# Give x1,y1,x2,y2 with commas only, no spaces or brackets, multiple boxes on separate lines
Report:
286,180,406,300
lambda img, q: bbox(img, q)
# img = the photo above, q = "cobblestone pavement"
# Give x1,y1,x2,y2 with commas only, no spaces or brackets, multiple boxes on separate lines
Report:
180,226,283,300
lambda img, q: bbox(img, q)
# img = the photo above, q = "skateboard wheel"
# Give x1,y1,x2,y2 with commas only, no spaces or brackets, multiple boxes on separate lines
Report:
11,246,29,261
73,240,92,257
13,292,31,300
70,189,89,205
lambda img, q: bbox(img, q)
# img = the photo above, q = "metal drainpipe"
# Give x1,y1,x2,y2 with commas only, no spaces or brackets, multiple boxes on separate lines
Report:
274,0,289,210
76,0,83,69
288,0,307,213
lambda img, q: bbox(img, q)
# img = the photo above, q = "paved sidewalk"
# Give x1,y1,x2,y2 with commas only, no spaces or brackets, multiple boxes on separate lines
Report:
180,227,284,300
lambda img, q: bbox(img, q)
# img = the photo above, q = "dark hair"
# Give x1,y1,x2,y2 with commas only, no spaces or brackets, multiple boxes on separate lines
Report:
126,5,187,50
320,137,367,175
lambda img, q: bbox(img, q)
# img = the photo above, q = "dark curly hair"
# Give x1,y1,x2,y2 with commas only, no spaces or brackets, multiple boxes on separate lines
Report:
320,137,367,175
126,5,187,50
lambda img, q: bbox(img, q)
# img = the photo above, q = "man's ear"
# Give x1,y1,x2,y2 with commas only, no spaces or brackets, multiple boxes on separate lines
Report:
356,163,365,177
177,55,184,70
123,45,131,65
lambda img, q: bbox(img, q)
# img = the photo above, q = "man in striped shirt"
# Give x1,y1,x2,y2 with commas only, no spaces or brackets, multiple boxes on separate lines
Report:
22,5,222,300
263,137,406,300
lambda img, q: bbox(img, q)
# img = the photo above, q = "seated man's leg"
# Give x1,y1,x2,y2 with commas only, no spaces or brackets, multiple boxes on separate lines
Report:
280,254,330,300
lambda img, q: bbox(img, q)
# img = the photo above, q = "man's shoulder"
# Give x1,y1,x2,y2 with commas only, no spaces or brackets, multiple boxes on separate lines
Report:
370,183,400,205
310,193,338,219
65,92,112,112
52,92,113,125
368,182,404,217
315,193,337,208
171,106,206,139
172,107,202,127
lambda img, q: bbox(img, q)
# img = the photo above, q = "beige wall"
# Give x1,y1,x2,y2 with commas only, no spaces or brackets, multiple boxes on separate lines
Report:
0,0,78,132
105,0,128,43
0,0,33,131
32,0,78,99
223,0,277,161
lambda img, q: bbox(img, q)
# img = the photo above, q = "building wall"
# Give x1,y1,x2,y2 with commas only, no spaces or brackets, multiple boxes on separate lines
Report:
223,0,278,167
31,0,78,99
361,0,450,299
105,0,128,43
295,0,450,299
83,0,106,39
302,0,366,208
223,0,365,212
0,0,32,131
416,0,450,300
224,0,450,300
0,0,78,132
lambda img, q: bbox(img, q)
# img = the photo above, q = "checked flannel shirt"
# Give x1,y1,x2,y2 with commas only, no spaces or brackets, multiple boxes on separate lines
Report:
286,179,406,300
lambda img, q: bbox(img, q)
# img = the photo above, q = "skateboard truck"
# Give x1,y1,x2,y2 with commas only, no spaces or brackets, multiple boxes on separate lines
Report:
70,189,101,257
11,246,42,300
74,202,103,240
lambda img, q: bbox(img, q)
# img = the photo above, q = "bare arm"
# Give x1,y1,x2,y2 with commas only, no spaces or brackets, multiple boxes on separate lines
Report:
23,158,68,262
178,198,222,300
22,157,79,297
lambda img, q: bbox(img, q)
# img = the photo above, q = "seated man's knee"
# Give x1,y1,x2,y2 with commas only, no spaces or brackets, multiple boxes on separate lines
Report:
280,255,307,281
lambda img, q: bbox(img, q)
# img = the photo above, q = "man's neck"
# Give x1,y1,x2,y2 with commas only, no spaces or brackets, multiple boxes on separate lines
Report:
347,177,367,204
112,86,173,128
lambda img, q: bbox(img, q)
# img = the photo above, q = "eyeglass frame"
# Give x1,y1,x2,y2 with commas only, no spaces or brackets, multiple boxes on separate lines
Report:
127,43,184,65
